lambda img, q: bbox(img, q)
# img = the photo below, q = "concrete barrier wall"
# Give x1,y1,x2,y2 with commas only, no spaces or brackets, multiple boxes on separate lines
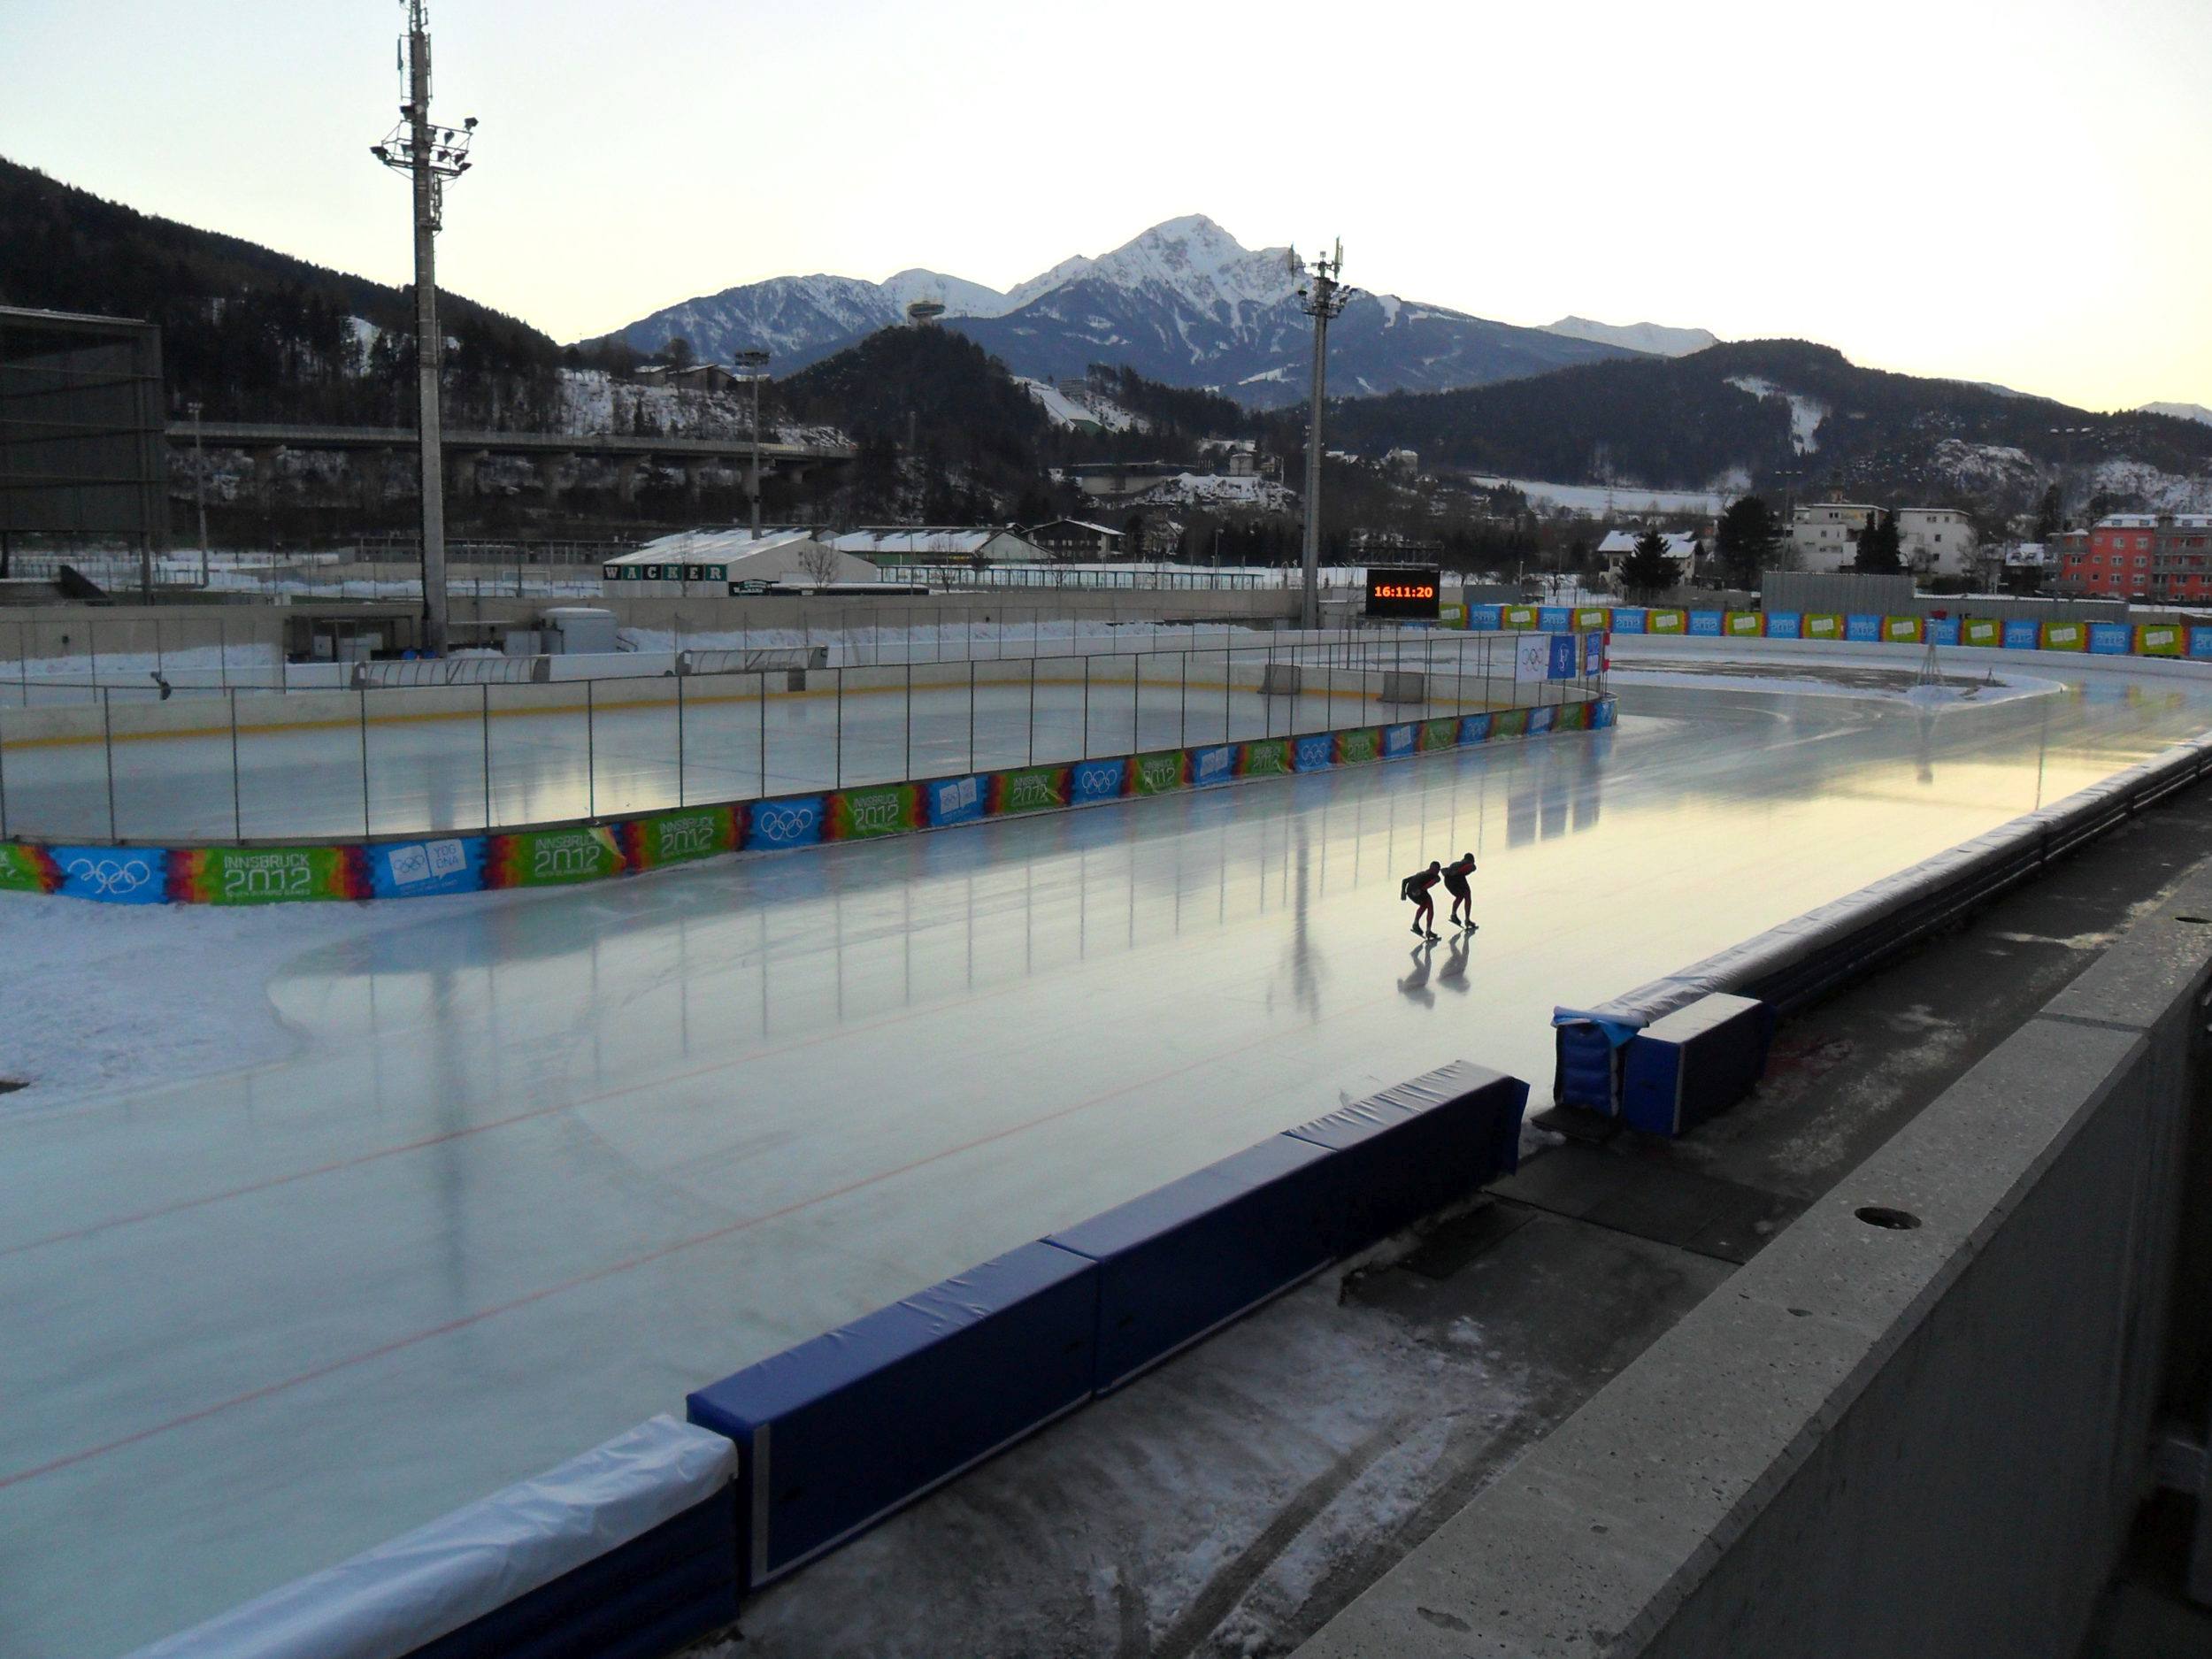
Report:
1294,871,2212,1659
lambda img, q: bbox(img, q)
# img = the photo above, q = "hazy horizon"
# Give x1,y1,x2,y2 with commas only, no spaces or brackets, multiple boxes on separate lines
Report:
4,0,2207,413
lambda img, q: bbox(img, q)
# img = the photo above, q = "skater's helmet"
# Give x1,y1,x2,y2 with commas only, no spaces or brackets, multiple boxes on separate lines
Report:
1428,860,1440,872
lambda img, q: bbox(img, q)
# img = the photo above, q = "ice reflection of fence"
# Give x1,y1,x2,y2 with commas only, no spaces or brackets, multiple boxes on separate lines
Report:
0,633,1607,846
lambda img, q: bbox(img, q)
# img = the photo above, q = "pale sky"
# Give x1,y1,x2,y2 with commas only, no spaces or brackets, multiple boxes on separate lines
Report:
4,0,2208,411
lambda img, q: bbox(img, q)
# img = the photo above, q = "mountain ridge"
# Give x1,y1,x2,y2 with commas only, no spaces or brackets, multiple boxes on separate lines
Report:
591,215,1641,406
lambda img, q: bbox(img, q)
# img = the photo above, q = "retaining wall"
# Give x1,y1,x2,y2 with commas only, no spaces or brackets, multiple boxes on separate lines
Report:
1294,865,2212,1659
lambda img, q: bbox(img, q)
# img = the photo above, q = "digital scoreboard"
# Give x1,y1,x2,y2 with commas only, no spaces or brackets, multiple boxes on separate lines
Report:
1363,565,1442,620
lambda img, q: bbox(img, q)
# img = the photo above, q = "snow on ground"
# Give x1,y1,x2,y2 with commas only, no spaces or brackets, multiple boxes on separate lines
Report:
1468,473,1730,517
1137,472,1298,511
1014,377,1144,433
0,888,503,1109
2088,457,2212,513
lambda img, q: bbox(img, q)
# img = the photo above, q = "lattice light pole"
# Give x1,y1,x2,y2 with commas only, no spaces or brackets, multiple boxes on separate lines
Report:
1294,241,1353,633
371,0,476,657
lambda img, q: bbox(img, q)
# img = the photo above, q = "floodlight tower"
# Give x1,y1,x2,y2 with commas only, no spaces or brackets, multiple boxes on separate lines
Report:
371,0,477,657
735,348,771,539
1294,241,1353,632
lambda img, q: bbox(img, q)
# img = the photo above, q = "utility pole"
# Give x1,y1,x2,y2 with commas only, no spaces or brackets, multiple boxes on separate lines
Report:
372,1,476,657
188,399,208,587
1294,241,1352,632
737,348,771,539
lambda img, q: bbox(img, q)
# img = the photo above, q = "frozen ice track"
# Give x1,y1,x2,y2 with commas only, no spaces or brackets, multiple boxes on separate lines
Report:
2,669,2209,1657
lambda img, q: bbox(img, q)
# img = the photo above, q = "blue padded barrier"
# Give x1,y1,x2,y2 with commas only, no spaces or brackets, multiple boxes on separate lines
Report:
1619,993,1775,1136
1281,1061,1528,1256
685,1240,1097,1592
1047,1134,1340,1392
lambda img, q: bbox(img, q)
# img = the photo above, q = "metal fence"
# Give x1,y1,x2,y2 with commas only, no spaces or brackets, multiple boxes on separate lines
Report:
0,631,1606,846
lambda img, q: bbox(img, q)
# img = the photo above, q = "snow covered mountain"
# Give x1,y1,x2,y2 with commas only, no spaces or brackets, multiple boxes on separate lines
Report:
1543,316,1719,357
592,215,1639,403
2139,402,2212,426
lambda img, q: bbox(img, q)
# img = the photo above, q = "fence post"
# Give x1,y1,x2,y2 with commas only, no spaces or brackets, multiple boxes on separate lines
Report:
1131,646,1140,755
758,667,768,803
969,659,978,776
231,690,243,840
482,684,493,828
0,704,10,841
676,672,687,809
1026,657,1036,768
1081,655,1091,758
835,665,844,790
586,679,596,819
102,693,117,841
904,662,913,780
359,687,372,837
1179,650,1188,750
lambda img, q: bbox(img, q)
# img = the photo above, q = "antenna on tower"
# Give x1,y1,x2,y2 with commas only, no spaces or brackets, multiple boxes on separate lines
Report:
370,0,479,657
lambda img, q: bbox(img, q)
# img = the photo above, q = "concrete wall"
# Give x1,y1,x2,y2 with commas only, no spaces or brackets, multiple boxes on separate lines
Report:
1295,870,2212,1659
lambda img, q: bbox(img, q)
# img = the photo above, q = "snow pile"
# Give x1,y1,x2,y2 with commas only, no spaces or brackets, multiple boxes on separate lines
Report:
1927,439,2039,494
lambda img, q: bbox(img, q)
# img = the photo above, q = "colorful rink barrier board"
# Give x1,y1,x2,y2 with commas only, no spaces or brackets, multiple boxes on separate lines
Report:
169,845,371,905
2,692,1616,907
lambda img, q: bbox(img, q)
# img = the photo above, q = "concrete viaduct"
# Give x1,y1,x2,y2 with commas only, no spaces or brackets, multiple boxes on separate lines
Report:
167,421,856,508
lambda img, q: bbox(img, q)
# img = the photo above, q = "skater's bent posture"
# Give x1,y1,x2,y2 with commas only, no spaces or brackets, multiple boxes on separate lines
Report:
1401,861,1442,941
1442,852,1478,930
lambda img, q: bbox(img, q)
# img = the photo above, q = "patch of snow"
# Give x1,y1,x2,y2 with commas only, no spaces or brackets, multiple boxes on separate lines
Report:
1545,316,1718,357
1376,295,1401,327
1469,473,1732,518
1725,376,1827,454
2139,401,2212,427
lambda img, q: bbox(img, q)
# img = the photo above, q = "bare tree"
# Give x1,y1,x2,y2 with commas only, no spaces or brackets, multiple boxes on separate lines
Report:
797,537,844,584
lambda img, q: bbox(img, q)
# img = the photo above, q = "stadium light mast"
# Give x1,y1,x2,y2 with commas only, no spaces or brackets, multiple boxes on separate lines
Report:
372,0,476,657
736,348,771,539
1294,241,1353,632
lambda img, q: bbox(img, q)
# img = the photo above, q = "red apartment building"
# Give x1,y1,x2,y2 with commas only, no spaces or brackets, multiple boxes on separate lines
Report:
2055,513,2212,602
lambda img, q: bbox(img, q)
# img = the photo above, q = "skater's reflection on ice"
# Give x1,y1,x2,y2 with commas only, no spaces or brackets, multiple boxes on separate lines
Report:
1397,940,1437,1007
1436,929,1473,993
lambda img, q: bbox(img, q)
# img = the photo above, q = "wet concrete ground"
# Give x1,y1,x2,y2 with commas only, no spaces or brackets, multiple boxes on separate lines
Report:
705,778,2212,1659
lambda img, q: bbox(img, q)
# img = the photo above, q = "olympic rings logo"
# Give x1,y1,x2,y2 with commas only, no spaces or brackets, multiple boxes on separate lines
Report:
65,853,156,897
755,804,819,841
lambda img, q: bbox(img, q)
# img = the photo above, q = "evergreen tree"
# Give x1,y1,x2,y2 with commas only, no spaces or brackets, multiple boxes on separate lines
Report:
2034,482,2065,542
1714,495,1780,588
663,335,695,369
1620,528,1677,599
1853,511,1904,573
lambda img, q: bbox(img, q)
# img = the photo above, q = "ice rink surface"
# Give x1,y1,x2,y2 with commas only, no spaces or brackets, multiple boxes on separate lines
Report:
4,666,2211,1656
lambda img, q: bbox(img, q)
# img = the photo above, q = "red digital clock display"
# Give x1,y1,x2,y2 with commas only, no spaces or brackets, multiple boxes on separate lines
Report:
1364,566,1442,619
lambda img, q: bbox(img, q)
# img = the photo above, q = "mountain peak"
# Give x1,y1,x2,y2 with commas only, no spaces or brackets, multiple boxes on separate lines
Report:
1081,214,1298,315
1543,316,1719,358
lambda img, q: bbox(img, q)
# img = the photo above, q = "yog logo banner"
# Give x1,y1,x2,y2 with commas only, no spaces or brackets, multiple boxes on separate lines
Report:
1538,606,1571,631
1764,611,1802,639
1381,724,1417,758
1845,614,1882,642
1927,618,1961,646
0,842,61,895
1687,611,1723,636
1131,751,1189,796
1528,705,1556,734
1610,608,1648,634
1420,718,1458,752
1190,743,1235,787
2087,623,2133,656
1293,733,1336,772
371,836,485,897
1458,712,1494,745
1582,631,1605,673
1238,738,1293,778
2004,619,2041,649
927,775,986,827
489,827,623,888
1548,634,1578,679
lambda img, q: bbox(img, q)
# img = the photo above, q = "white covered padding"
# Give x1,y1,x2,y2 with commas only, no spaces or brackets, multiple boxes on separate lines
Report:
128,1415,736,1659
